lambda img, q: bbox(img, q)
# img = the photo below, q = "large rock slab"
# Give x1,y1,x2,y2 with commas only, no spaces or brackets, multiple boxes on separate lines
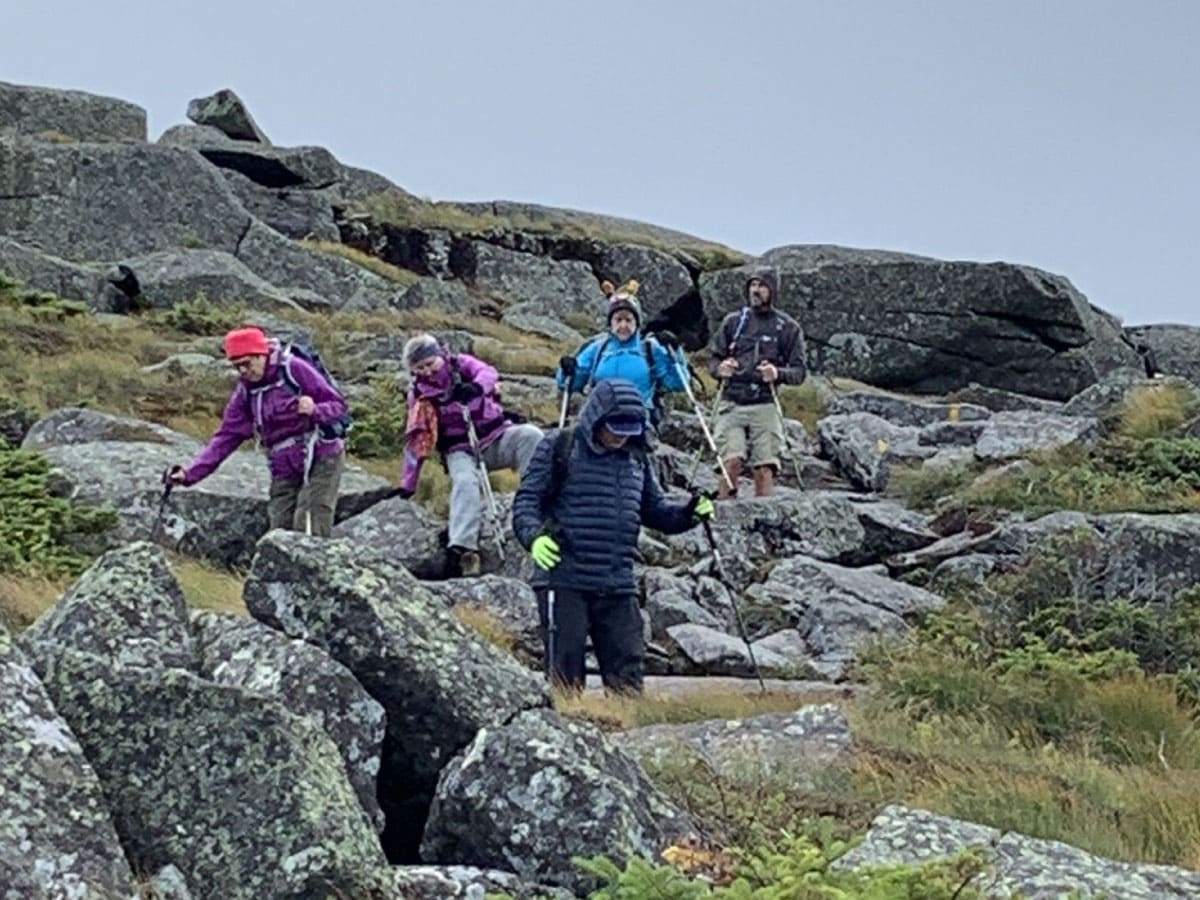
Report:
661,492,869,591
36,648,388,900
160,122,339,188
0,138,252,261
1126,324,1200,385
594,242,695,321
612,703,851,781
0,628,138,899
421,575,542,667
121,248,302,310
421,707,693,894
665,623,794,677
186,88,270,143
0,80,146,142
25,410,391,568
19,541,196,671
243,532,549,860
700,247,1139,400
192,610,387,832
973,410,1101,461
221,168,341,242
391,865,572,900
836,805,1200,899
826,391,992,428
745,555,945,678
332,496,449,578
236,219,400,311
0,236,105,305
641,569,732,637
817,412,933,492
463,241,606,321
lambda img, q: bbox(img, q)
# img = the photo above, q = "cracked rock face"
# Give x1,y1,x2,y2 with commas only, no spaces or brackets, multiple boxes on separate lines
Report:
35,649,387,900
0,629,137,899
243,531,549,861
700,249,1138,400
421,707,693,895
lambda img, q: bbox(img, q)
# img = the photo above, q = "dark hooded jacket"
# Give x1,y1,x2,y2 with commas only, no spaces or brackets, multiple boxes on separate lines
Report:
706,266,807,405
512,379,695,593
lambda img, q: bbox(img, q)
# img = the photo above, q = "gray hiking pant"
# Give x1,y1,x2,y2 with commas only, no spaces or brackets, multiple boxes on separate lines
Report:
446,423,543,550
267,453,344,537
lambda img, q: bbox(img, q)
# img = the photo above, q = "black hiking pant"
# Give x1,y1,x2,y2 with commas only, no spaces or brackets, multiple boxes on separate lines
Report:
536,588,644,694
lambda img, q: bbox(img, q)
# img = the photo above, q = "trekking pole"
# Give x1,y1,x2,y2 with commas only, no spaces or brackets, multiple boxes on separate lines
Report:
546,388,569,687
302,430,318,536
682,375,732,492
769,383,805,489
701,517,766,692
461,408,506,562
152,468,175,542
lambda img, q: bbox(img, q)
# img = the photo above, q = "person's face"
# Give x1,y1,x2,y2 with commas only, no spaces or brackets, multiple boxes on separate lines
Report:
230,354,268,383
597,425,630,449
412,355,445,378
610,309,638,341
748,278,772,308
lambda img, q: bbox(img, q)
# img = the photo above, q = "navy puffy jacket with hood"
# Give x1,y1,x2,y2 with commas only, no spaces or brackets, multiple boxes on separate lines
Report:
512,379,695,594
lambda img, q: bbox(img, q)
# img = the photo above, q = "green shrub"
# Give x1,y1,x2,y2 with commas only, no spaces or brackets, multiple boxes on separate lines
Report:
0,446,117,577
156,296,248,336
575,830,995,899
346,376,407,458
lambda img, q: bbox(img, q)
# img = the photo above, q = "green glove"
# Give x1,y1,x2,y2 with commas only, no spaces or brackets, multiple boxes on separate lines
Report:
692,495,715,522
531,534,561,571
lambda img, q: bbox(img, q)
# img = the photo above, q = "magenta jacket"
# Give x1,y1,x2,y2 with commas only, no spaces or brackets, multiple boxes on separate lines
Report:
399,352,511,493
182,344,348,485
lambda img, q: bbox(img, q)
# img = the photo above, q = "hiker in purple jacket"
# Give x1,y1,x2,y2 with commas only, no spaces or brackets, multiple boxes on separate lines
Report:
399,333,543,576
167,326,348,536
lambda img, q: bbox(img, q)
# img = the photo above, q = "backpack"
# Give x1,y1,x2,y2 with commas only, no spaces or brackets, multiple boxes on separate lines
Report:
581,334,666,424
249,341,352,441
542,426,650,514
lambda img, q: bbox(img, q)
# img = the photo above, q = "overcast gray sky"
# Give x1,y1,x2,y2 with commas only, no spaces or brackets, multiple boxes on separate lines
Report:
8,1,1198,325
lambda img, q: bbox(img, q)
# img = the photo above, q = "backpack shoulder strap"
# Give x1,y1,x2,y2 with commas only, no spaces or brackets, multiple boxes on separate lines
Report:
543,427,576,513
584,335,612,391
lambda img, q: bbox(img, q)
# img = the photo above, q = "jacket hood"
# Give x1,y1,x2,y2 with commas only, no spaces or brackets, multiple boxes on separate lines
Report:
745,266,780,304
576,379,648,451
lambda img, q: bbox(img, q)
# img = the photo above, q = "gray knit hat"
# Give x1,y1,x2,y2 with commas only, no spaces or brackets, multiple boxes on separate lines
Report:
403,333,441,370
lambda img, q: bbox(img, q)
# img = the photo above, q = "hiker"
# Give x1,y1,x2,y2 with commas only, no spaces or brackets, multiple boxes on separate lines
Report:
166,326,348,536
707,266,806,499
555,280,690,428
398,333,544,576
512,378,715,693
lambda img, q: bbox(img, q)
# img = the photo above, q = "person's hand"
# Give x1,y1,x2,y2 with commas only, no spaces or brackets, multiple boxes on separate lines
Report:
531,534,561,571
165,465,187,485
296,395,316,415
717,357,739,379
657,330,680,350
689,493,715,522
559,355,578,378
757,361,779,384
451,381,484,403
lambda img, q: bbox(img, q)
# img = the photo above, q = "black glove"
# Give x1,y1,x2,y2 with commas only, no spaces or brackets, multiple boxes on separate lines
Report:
451,380,484,403
559,355,578,377
656,330,680,350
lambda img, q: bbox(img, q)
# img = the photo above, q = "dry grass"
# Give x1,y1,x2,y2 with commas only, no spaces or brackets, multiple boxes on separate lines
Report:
301,240,422,287
555,687,815,732
169,555,247,616
1118,382,1200,439
453,605,517,654
0,572,70,631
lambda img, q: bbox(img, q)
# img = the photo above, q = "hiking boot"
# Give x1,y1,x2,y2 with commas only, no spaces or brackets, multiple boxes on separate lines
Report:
458,550,482,577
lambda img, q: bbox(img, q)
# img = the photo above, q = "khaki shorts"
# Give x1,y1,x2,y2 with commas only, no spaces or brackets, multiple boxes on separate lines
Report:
713,401,783,469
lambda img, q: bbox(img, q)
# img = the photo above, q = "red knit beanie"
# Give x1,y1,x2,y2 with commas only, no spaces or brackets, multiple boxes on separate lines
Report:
224,327,269,359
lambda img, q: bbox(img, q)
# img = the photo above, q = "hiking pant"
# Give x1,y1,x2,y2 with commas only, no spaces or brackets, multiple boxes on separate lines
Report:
714,400,784,469
446,424,543,550
536,587,644,694
267,452,344,537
